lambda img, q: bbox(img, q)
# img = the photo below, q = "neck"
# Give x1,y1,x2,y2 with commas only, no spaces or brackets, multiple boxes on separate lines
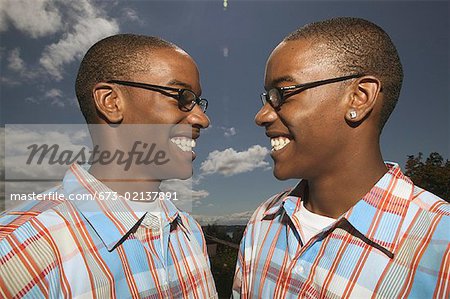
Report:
87,136,164,196
303,143,387,219
89,163,162,196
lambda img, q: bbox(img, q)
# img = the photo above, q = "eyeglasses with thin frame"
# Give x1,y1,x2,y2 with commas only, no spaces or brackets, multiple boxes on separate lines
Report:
107,80,208,113
260,74,364,109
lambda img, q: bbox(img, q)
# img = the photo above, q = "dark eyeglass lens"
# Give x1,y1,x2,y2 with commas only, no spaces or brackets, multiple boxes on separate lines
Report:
180,90,196,109
268,89,282,107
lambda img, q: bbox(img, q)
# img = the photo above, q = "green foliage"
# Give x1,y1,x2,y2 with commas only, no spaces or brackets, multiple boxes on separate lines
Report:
405,152,450,201
203,224,244,298
231,226,245,244
204,224,232,241
210,246,238,298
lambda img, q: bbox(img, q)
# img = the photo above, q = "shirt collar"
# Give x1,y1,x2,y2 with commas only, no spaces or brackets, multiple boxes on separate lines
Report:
343,162,414,257
263,181,306,218
263,162,414,258
61,163,182,251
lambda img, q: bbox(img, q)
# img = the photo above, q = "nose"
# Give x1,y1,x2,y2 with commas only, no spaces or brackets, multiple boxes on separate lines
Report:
255,103,277,127
186,104,210,129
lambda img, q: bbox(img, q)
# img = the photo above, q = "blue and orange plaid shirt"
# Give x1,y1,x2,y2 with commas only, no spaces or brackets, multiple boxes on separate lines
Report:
233,163,449,298
0,163,217,298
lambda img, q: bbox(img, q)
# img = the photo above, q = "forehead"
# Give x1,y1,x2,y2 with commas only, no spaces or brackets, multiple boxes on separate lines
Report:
265,39,330,85
133,48,200,89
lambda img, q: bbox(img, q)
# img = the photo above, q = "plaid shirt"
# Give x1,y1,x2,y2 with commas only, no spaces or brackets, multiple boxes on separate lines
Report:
0,164,217,298
233,163,449,298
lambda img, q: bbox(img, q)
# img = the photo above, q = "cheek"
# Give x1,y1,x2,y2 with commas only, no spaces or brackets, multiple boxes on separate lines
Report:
279,105,316,136
145,110,183,124
282,102,342,145
130,100,184,124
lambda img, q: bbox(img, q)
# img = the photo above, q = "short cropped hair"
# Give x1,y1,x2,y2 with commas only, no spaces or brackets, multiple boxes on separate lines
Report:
75,34,177,123
284,17,403,131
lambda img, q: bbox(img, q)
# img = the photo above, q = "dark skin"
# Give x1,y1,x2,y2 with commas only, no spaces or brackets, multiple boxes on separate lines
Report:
87,47,210,197
255,38,387,218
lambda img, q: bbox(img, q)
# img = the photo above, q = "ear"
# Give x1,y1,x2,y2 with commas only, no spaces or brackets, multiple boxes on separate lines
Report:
92,83,124,123
344,76,382,123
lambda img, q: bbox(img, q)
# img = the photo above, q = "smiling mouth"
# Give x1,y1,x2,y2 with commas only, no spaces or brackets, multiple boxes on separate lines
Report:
271,137,291,151
170,137,196,152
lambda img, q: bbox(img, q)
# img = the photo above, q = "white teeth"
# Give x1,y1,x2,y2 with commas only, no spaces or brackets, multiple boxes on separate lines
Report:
270,137,291,151
170,137,195,152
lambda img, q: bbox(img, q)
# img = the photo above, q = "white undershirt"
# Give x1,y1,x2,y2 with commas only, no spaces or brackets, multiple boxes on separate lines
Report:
125,199,164,231
294,201,336,244
126,199,161,219
125,199,164,258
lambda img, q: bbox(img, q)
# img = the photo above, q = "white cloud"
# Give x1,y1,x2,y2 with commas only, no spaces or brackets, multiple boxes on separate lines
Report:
193,210,253,225
24,97,40,104
4,125,91,181
160,178,210,212
25,88,72,107
2,126,84,206
121,7,142,24
44,88,65,107
39,18,119,80
0,8,7,32
5,48,37,79
200,145,270,177
7,48,25,72
221,126,236,137
0,76,20,86
39,2,119,80
44,88,63,98
1,0,119,81
0,0,62,38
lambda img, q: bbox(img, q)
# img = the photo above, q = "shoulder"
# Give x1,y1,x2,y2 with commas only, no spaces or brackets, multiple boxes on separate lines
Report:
178,211,209,249
0,187,66,241
0,191,68,296
179,211,203,233
403,185,450,245
239,188,292,243
410,185,450,216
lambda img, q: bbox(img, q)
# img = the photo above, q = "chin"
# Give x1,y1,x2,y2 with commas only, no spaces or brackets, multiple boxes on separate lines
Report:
169,169,193,180
157,167,193,180
273,168,292,181
273,162,305,180
177,171,193,180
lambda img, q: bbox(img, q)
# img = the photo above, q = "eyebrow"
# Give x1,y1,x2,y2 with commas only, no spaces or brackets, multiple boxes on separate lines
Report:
266,76,297,89
167,79,193,90
167,79,202,97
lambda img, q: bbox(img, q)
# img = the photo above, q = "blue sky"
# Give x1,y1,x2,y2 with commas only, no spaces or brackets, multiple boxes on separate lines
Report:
1,0,448,224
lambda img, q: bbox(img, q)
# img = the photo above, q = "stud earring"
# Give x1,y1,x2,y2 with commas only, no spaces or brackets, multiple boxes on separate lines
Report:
349,110,357,119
